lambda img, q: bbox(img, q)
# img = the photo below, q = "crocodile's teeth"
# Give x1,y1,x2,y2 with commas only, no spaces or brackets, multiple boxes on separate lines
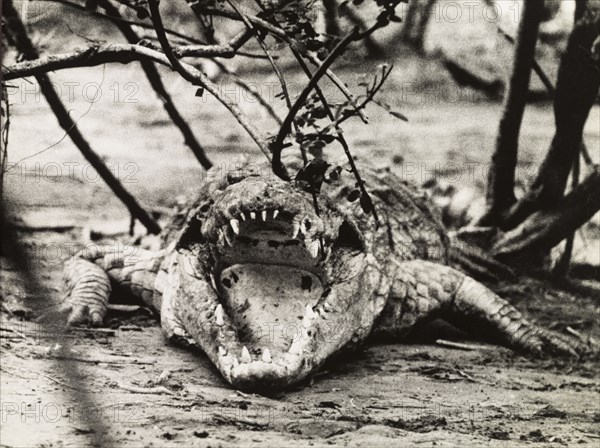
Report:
309,240,319,258
261,210,267,221
240,212,247,221
250,212,256,220
230,219,240,235
273,210,279,219
241,346,252,363
210,273,218,291
215,304,224,326
305,304,315,320
288,338,302,355
315,307,326,319
292,221,301,239
262,348,272,363
218,346,227,357
223,226,234,247
305,238,319,258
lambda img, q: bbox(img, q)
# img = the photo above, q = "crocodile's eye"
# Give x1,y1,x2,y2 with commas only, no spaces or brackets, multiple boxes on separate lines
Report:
227,171,261,185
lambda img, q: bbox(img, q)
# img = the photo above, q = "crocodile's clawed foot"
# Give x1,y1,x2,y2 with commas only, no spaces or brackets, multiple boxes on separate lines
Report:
64,301,106,327
59,258,111,327
37,300,106,327
515,325,598,360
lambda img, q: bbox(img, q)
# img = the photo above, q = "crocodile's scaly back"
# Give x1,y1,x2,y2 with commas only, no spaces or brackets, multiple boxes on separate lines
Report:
328,157,448,263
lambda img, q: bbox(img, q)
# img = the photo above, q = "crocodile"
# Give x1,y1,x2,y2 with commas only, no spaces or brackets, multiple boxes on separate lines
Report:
60,155,591,391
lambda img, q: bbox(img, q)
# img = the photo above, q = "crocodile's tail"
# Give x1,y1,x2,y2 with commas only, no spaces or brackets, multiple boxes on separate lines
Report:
448,235,516,283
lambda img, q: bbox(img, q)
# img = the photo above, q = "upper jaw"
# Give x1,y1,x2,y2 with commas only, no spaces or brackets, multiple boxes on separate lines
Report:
202,202,333,261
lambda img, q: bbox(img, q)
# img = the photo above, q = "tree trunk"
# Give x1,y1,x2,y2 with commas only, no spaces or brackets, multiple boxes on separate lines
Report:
412,0,437,54
477,0,545,226
400,1,418,43
321,0,341,46
400,0,437,54
503,3,600,229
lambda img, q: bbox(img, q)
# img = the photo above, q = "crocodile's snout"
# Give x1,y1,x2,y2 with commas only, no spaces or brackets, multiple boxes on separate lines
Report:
181,175,384,391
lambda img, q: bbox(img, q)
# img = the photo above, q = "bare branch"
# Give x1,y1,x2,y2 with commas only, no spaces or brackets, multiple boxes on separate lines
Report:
3,49,270,164
175,29,252,57
497,24,593,166
503,5,600,229
2,43,233,80
271,27,361,178
52,0,269,59
195,4,368,123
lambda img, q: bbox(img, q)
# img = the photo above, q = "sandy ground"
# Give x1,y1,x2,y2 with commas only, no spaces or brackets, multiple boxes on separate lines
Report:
2,3,600,445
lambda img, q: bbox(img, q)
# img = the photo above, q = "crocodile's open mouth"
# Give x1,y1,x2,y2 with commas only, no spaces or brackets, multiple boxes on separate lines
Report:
208,208,334,367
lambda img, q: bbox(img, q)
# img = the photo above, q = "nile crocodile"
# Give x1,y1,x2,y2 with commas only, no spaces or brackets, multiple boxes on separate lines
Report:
60,155,591,391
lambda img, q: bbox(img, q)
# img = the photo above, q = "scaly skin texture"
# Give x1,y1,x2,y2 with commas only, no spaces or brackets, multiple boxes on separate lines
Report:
61,155,593,392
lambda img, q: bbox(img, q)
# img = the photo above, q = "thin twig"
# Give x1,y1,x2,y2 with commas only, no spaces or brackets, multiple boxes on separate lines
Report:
212,60,283,126
0,83,10,201
554,142,580,275
226,1,293,109
435,339,490,351
321,65,393,133
225,0,317,219
271,27,362,177
117,382,175,395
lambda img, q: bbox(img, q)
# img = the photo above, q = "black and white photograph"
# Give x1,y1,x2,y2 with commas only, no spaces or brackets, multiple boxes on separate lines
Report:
1,0,599,446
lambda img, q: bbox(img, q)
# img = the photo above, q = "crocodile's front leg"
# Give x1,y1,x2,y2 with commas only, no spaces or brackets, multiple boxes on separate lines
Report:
374,260,592,357
58,245,167,326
